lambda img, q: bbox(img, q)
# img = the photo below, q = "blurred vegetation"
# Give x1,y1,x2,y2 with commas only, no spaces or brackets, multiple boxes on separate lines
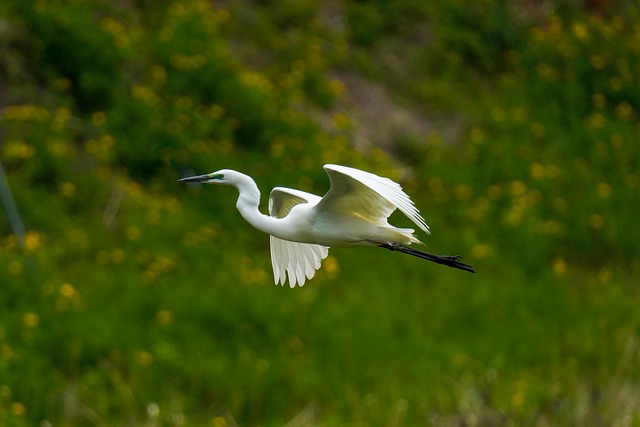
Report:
1,0,639,425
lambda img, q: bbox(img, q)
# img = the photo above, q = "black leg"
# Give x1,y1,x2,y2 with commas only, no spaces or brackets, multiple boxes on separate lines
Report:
372,240,475,273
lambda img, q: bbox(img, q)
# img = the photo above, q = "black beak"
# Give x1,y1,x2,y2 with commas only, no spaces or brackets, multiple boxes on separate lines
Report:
177,174,210,183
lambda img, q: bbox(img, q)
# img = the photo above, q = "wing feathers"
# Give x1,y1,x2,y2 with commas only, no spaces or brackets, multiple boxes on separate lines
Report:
270,236,329,287
268,187,329,287
267,165,426,287
320,164,430,234
269,187,321,218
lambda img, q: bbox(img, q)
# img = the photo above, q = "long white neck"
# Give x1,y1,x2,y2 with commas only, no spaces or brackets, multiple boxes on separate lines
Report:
231,173,288,238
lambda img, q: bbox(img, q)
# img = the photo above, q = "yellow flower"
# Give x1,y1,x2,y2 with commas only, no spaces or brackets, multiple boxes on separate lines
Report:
328,79,345,97
58,182,77,197
538,220,560,235
615,102,634,120
151,65,167,84
96,250,110,265
156,309,174,325
487,185,502,200
573,22,589,41
590,54,605,70
553,257,567,277
469,127,485,144
131,85,159,105
530,163,545,180
2,140,35,160
511,107,527,122
610,134,623,149
92,111,107,126
589,214,605,229
169,2,186,16
454,185,471,201
536,64,558,81
592,93,607,109
586,113,606,130
10,402,26,416
100,17,125,35
59,283,78,299
211,416,228,427
48,138,73,158
609,76,623,91
611,15,625,31
207,104,224,119
491,107,506,122
215,8,230,23
1,344,13,360
111,249,126,264
135,350,154,366
332,112,350,130
509,181,526,197
240,71,272,93
511,379,528,407
471,243,492,259
7,261,22,276
323,256,339,275
53,107,72,130
270,139,285,158
24,230,43,253
142,270,156,285
505,207,523,227
54,78,71,91
125,226,141,241
174,96,193,110
596,182,611,198
530,122,545,138
22,313,40,328
553,197,567,212
598,268,612,284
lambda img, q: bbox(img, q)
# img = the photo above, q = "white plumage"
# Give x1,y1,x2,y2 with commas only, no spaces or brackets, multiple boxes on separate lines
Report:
179,164,473,287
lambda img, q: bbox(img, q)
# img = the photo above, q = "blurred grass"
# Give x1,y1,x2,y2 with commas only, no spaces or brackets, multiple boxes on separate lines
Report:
1,0,639,425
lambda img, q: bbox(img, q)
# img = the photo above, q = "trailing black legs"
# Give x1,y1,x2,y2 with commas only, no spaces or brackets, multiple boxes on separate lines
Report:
372,240,475,273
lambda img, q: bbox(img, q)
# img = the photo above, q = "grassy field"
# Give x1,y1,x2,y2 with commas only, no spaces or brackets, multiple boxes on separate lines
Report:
1,0,639,425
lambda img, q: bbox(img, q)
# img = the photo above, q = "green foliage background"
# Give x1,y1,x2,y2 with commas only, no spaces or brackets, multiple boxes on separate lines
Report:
1,0,639,425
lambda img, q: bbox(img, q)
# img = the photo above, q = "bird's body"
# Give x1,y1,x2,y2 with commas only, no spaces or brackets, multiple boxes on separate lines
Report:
179,164,474,287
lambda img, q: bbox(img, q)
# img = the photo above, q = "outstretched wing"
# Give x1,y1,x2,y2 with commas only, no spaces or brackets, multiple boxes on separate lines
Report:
269,238,329,287
315,164,430,233
269,187,318,219
268,187,330,287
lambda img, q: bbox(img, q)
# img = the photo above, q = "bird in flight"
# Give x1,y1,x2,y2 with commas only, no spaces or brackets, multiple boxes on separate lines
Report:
179,164,474,287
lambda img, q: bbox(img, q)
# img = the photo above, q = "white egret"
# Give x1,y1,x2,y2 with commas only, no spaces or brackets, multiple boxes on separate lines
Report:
179,164,474,287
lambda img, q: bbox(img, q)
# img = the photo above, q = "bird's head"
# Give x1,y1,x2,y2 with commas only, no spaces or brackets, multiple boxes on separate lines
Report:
177,169,241,186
